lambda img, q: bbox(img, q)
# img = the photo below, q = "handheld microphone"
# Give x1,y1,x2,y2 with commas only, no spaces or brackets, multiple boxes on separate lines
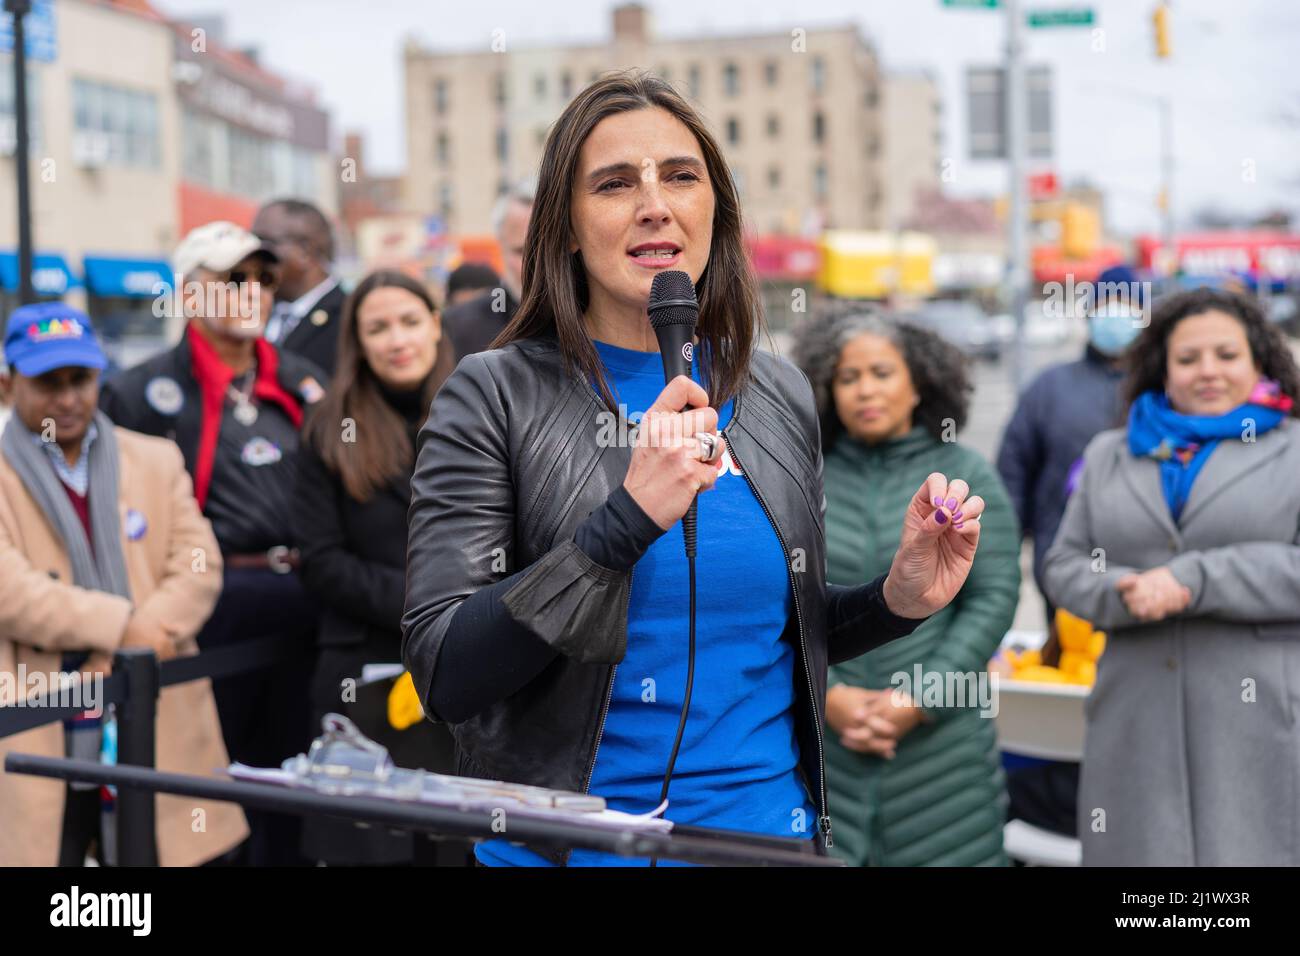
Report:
646,270,702,864
647,270,701,558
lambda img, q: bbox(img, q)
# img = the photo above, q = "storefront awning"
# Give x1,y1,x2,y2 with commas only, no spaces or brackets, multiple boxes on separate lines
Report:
0,252,80,297
84,256,174,299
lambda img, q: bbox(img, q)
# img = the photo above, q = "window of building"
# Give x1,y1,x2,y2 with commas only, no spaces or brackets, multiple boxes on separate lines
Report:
766,113,780,138
723,62,739,97
561,71,573,99
813,163,827,200
494,73,507,107
687,63,700,98
227,125,274,199
726,117,740,146
731,166,745,199
811,57,826,94
180,108,214,186
534,73,547,100
764,60,778,87
495,126,508,163
535,127,546,147
767,166,780,190
436,131,450,165
657,65,671,84
439,181,453,219
0,64,42,153
288,144,317,198
72,79,160,169
813,112,825,144
434,78,448,115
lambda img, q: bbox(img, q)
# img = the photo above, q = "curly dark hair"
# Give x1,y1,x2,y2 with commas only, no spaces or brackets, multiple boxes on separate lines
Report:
1123,287,1300,415
791,304,974,451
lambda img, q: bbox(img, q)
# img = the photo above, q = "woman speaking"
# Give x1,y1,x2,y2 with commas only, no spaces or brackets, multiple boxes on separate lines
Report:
402,71,987,867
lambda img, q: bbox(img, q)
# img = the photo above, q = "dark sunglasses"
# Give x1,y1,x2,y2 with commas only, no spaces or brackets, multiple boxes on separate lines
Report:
226,269,279,289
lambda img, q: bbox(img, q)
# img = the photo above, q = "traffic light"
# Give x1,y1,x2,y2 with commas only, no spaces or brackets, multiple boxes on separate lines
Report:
1153,3,1171,59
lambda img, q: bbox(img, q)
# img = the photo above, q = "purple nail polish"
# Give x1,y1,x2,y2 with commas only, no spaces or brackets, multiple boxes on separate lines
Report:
954,520,964,529
934,510,948,525
933,496,943,507
945,497,958,510
953,510,963,520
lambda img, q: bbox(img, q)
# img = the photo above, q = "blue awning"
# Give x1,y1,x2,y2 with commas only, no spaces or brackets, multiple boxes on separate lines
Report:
0,252,80,297
83,255,174,299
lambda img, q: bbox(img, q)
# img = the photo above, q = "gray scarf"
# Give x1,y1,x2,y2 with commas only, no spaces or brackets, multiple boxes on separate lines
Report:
1,409,132,601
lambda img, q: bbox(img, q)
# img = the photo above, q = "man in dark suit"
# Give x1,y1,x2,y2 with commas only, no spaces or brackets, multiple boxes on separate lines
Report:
253,199,346,378
442,180,533,361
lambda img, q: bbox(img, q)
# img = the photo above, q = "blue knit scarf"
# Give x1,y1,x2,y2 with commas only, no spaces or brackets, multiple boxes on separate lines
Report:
1127,382,1290,521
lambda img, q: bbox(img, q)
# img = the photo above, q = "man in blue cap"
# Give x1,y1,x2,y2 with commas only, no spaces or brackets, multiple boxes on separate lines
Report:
0,302,246,867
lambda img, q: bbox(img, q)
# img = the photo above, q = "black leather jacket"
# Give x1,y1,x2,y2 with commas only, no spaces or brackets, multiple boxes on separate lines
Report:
402,336,917,864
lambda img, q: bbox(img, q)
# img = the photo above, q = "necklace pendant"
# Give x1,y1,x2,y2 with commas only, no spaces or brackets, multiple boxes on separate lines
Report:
233,400,259,426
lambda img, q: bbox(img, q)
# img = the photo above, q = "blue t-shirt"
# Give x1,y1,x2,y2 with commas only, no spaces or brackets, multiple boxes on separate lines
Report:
477,339,817,866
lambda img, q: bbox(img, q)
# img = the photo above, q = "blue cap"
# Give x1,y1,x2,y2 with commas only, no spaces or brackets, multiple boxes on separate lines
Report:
3,302,107,377
1095,264,1146,308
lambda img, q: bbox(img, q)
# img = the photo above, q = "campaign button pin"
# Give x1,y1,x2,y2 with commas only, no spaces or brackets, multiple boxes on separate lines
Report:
241,437,282,467
145,376,184,416
123,509,148,541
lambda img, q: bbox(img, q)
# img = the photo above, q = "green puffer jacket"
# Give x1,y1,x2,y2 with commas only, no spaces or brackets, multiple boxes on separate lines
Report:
823,426,1020,866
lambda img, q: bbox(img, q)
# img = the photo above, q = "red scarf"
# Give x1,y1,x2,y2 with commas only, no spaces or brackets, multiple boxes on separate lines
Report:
187,323,303,508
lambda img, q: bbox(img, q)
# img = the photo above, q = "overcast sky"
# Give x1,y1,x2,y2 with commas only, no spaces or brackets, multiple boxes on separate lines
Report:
157,0,1300,236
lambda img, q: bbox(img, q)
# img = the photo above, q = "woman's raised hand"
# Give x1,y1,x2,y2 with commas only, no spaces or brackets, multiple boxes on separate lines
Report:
882,473,984,619
622,375,721,531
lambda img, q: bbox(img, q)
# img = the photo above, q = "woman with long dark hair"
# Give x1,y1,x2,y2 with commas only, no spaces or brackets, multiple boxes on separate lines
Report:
794,308,1020,866
403,71,989,866
1044,287,1300,865
293,270,457,865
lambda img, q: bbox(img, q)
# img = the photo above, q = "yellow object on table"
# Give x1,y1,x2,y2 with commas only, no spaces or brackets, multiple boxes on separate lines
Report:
1013,664,1072,684
387,671,424,730
1000,610,1108,686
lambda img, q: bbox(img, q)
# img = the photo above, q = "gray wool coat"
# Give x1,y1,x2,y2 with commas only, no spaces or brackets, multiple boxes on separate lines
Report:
1043,419,1300,866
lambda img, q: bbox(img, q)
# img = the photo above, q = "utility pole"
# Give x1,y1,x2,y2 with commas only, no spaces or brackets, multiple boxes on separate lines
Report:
1159,95,1175,283
5,0,34,304
1005,0,1029,392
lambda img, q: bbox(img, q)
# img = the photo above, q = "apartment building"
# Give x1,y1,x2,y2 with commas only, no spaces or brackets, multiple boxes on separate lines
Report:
403,3,886,236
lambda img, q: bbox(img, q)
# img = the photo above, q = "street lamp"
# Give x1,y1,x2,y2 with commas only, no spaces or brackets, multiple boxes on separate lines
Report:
4,0,34,304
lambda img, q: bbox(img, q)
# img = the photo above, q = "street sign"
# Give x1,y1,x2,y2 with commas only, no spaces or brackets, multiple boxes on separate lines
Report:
967,65,1054,161
0,0,57,63
1027,8,1094,28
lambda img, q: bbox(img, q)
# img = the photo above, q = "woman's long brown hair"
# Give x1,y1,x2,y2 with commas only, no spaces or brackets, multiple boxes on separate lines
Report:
492,69,763,413
304,270,454,501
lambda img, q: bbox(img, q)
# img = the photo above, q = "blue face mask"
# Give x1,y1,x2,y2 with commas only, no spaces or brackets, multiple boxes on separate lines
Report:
1089,306,1142,356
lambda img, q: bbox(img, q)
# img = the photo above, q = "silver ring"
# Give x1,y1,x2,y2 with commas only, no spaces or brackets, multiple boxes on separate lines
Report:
267,545,292,575
694,432,724,463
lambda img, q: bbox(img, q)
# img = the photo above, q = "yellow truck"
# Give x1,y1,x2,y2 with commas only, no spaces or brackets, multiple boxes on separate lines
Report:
816,230,936,299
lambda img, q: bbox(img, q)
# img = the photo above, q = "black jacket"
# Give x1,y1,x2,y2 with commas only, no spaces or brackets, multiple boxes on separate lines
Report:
995,344,1124,596
401,336,921,864
443,289,516,361
281,283,347,379
98,332,326,484
294,414,413,652
294,390,460,864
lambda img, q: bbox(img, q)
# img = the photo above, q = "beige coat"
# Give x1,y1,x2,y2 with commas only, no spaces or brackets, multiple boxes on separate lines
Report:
0,425,248,866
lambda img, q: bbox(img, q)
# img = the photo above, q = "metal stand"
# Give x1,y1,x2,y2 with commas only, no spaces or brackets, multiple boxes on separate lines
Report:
3,754,841,867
